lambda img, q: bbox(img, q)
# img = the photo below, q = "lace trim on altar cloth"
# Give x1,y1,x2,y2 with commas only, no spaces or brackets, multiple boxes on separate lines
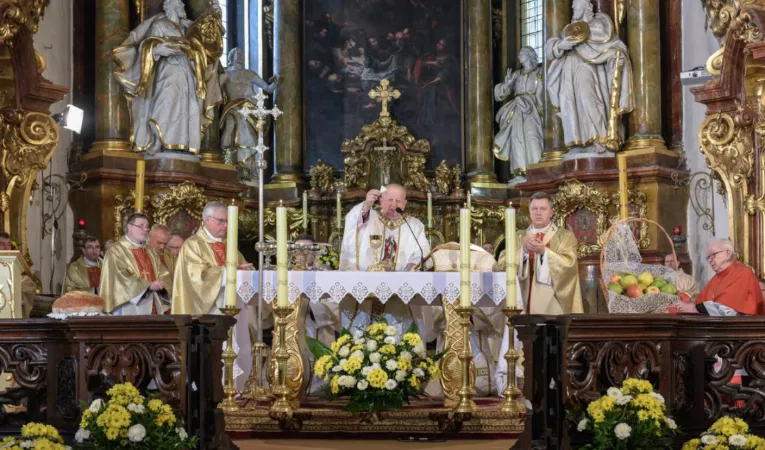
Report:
47,312,106,320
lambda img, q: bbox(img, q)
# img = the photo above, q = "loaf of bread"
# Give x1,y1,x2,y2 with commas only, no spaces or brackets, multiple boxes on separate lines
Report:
52,291,105,314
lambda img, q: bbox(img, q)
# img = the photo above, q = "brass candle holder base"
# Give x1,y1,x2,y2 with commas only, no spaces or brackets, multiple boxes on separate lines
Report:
453,306,477,413
219,306,241,413
500,307,524,416
269,305,294,414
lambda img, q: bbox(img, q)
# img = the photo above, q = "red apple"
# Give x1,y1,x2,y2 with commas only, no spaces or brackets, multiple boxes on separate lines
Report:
609,274,622,285
625,285,643,299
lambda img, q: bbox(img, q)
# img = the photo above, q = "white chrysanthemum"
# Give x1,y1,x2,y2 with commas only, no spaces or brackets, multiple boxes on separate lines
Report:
384,325,398,336
354,338,365,346
20,441,33,449
649,392,665,404
332,364,343,372
577,418,588,432
176,427,188,440
339,375,356,387
616,394,632,406
664,417,677,430
369,352,382,363
399,351,412,360
89,398,103,413
361,366,374,376
614,423,631,440
384,379,397,390
413,343,426,356
366,340,378,351
74,429,91,443
385,359,398,371
338,346,350,357
127,403,145,413
128,424,147,442
701,435,718,445
353,329,364,339
384,336,397,345
607,387,621,398
351,350,365,360
413,368,425,378
395,370,407,382
371,363,381,370
357,379,369,390
729,434,748,447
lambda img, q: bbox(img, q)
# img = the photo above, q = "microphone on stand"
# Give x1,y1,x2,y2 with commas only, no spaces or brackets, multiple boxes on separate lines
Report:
395,207,426,272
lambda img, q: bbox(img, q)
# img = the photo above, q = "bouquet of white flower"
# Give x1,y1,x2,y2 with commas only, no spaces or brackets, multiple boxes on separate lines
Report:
307,320,441,413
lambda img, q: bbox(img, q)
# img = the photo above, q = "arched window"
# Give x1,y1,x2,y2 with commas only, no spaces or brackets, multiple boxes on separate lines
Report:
520,0,543,63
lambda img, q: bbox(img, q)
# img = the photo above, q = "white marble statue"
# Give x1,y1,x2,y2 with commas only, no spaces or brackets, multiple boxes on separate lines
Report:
113,0,224,154
493,46,543,184
544,0,633,155
220,47,279,168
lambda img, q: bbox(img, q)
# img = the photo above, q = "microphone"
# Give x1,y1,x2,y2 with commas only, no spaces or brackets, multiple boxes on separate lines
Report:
396,207,426,272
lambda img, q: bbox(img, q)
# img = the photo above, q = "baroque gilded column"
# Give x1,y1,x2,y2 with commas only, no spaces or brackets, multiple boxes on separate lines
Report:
540,0,571,162
623,0,667,153
272,0,303,185
465,0,497,183
92,0,131,153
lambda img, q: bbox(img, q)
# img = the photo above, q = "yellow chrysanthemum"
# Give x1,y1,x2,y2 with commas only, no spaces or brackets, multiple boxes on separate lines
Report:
155,403,177,427
341,356,362,374
586,396,616,423
351,344,364,351
379,344,396,355
366,367,389,389
331,335,352,353
331,375,340,394
397,357,412,372
402,333,422,346
314,355,334,378
106,382,144,406
148,398,164,412
621,378,654,395
367,323,388,335
408,374,421,390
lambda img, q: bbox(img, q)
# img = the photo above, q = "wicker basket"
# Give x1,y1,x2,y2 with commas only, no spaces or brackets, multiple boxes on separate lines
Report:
599,218,681,314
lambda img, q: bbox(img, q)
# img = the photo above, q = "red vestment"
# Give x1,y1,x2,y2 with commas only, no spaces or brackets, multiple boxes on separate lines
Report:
695,261,765,315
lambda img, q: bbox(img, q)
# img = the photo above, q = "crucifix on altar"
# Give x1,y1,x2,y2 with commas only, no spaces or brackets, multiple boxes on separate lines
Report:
374,137,397,185
368,78,400,120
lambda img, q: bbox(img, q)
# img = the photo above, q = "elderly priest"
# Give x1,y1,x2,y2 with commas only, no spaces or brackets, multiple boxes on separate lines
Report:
674,239,764,316
339,184,432,334
100,214,172,315
62,237,102,295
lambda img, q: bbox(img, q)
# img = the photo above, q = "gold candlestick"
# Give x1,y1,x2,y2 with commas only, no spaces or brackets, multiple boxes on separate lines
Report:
454,306,477,413
218,306,241,413
269,305,294,414
500,307,524,415
245,341,273,407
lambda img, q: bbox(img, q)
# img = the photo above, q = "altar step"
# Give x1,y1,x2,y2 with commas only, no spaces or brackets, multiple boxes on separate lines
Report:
233,439,517,450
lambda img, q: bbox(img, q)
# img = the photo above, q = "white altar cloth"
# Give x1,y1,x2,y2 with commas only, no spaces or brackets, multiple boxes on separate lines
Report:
235,271,515,307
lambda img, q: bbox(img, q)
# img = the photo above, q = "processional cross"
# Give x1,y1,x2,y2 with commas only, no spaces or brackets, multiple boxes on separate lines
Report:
239,90,283,155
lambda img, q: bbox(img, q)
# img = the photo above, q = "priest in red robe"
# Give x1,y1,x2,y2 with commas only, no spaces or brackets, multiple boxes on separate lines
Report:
674,239,764,316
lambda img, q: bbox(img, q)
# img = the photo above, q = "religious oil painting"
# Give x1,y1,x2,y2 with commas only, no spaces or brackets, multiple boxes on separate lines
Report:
304,0,463,170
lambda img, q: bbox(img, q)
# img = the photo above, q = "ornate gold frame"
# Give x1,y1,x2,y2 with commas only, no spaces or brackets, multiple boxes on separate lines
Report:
150,181,208,226
553,180,612,257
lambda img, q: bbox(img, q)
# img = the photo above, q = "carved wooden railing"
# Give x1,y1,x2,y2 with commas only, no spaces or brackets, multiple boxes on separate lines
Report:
513,314,765,450
0,315,234,449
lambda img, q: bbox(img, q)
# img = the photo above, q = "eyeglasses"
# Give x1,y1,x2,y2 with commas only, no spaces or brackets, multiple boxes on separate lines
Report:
129,223,150,231
706,250,728,262
208,216,228,225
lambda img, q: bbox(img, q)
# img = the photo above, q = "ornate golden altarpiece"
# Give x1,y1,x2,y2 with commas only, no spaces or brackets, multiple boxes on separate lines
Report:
694,0,765,277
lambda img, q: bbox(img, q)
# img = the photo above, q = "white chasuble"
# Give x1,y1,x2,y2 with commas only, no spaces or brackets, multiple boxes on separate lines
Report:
337,203,433,338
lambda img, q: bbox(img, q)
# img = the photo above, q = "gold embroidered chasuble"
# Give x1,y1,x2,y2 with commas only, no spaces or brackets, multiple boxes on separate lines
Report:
171,227,245,315
61,256,102,295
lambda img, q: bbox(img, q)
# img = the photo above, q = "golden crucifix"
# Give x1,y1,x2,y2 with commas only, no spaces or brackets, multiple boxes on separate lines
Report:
368,79,401,119
374,137,397,185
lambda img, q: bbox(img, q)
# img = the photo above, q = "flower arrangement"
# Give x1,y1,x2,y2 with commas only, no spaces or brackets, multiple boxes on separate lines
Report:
0,422,70,450
682,416,765,450
307,321,441,412
76,382,197,449
318,249,339,270
574,378,679,450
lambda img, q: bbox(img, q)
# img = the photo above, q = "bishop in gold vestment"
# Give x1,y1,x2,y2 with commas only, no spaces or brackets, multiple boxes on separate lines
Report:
100,214,172,314
171,202,253,390
62,237,102,295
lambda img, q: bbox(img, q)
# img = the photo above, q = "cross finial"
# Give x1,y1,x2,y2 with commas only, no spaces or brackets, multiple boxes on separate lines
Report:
368,79,400,119
239,89,283,155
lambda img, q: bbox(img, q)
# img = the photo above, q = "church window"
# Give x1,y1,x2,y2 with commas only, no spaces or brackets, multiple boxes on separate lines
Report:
219,0,229,66
520,0,543,63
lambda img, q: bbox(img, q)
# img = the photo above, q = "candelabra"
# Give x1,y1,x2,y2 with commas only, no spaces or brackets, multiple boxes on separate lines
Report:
269,305,294,414
218,306,241,412
454,306,477,413
500,307,524,415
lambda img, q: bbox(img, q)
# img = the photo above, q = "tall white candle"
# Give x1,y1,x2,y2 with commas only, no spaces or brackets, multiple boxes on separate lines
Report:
427,191,433,228
336,191,342,229
459,208,471,308
224,203,239,307
467,192,472,211
302,191,308,231
276,205,289,307
505,207,517,308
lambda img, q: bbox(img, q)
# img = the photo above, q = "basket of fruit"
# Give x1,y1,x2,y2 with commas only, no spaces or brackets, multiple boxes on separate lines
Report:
600,218,681,313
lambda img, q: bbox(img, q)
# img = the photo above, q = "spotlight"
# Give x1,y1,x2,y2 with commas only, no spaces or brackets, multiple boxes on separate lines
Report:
52,104,84,134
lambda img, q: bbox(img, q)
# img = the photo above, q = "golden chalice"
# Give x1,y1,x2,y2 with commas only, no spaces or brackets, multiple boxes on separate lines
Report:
367,234,386,272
